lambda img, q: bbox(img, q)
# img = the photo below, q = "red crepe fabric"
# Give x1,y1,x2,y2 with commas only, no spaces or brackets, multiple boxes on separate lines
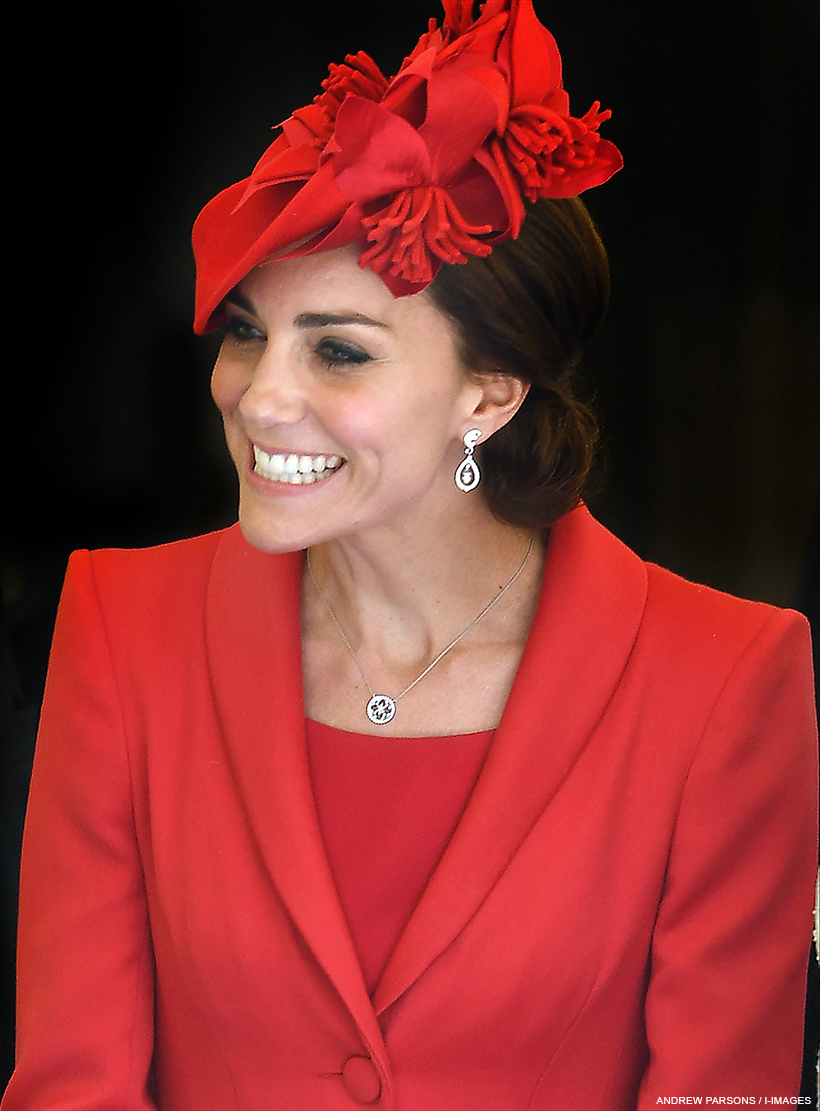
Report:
306,719,494,994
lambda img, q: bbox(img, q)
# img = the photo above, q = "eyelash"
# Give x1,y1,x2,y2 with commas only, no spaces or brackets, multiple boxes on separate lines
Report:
224,316,264,343
223,316,373,368
314,338,372,367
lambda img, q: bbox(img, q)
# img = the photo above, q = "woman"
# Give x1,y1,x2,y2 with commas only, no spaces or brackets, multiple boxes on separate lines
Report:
3,2,817,1109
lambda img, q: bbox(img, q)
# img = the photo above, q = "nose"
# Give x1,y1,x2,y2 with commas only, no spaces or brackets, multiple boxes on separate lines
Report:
237,346,309,429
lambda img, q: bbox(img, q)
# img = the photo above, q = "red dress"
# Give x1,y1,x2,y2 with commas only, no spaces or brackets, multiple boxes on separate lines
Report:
306,721,495,994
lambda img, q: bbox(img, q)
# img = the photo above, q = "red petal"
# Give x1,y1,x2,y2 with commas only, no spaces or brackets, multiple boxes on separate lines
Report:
329,96,432,200
498,0,563,104
419,65,501,180
440,1,477,38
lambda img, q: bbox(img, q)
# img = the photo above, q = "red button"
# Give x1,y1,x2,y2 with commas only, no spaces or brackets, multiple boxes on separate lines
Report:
340,1055,382,1104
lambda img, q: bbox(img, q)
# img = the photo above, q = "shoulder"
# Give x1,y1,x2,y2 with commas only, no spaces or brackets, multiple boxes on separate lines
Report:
69,527,232,613
558,513,816,811
628,545,813,733
61,526,272,644
61,525,304,652
556,505,812,692
641,558,810,668
555,504,809,655
572,504,807,646
87,526,229,573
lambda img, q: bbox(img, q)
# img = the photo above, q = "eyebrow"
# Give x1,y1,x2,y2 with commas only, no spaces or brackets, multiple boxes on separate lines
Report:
222,291,388,331
294,311,389,330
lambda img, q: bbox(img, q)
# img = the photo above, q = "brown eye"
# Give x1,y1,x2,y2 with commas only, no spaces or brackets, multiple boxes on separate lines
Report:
225,316,266,343
315,338,371,366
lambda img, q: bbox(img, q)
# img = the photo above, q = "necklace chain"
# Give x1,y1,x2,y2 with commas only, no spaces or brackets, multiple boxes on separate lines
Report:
306,537,535,725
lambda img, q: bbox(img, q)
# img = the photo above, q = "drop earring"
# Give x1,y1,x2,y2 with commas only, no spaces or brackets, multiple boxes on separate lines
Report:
455,428,482,492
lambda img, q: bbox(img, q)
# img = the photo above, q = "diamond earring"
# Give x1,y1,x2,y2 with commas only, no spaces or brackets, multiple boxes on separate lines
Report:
455,428,482,492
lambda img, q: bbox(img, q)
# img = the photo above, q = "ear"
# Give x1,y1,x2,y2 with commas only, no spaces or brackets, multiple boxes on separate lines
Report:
466,372,529,440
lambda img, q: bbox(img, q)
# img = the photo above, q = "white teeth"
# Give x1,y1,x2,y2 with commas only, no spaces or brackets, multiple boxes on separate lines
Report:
251,445,345,485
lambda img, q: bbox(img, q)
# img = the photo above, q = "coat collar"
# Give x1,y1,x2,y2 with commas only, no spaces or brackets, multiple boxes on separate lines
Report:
204,505,647,1049
373,505,647,1012
204,530,389,1074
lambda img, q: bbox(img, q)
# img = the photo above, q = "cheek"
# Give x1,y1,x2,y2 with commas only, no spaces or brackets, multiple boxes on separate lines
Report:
329,398,391,448
330,386,459,480
210,352,250,417
323,390,436,465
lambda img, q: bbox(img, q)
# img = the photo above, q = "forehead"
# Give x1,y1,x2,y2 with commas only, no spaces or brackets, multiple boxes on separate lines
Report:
235,248,390,330
237,248,460,349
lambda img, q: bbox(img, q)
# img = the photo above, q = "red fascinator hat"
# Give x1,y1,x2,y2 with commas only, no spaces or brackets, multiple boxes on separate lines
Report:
192,0,622,334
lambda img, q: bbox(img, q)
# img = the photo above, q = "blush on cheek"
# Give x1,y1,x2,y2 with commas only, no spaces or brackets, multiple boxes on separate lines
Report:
331,410,385,448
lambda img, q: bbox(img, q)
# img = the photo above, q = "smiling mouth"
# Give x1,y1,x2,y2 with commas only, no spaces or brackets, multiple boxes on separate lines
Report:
252,445,345,485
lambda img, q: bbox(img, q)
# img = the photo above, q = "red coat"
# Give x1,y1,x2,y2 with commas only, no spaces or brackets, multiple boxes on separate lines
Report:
3,507,817,1110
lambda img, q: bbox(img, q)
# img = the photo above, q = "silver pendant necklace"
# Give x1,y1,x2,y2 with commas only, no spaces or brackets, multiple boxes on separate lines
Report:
306,537,535,726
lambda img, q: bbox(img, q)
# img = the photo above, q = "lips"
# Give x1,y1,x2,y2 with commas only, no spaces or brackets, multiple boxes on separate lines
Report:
251,445,345,485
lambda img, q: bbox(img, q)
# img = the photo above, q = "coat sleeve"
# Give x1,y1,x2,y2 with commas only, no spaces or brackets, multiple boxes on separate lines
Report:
638,607,818,1104
2,551,156,1111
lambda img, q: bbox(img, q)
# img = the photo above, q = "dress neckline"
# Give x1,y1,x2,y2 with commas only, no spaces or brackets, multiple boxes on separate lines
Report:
306,719,496,743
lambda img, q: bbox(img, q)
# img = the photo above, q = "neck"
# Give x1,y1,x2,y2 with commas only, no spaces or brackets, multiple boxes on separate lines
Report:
304,501,544,667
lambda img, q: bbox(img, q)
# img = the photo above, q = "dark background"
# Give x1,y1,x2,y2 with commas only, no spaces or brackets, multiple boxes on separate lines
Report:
2,0,817,1095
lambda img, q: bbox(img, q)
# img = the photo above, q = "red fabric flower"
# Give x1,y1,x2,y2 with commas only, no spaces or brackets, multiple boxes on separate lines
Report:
490,0,622,202
192,0,622,332
322,93,501,293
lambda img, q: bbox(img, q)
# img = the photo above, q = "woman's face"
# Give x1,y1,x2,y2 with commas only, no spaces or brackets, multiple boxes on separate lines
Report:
210,246,489,553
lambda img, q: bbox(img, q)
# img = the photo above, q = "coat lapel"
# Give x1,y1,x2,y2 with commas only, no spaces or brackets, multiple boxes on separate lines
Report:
372,506,649,1015
203,509,648,1041
204,526,388,1070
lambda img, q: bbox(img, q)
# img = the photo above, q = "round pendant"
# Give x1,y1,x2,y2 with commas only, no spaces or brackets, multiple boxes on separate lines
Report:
366,694,397,725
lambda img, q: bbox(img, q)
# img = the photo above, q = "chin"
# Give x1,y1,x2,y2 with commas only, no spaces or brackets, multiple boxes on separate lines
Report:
237,515,314,555
236,498,314,555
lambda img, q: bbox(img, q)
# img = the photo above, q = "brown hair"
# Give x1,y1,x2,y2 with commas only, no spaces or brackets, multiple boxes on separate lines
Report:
428,196,610,529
